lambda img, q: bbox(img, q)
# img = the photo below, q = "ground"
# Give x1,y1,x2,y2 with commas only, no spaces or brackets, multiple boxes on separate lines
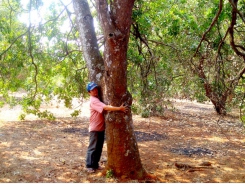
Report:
0,98,245,182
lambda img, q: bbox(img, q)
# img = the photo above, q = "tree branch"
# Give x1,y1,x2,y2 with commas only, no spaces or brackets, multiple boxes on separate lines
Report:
228,0,245,23
193,0,223,57
28,0,38,100
0,31,28,58
228,0,245,59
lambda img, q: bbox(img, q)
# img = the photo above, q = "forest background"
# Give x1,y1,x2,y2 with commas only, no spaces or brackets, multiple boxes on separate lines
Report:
0,0,245,182
1,0,245,120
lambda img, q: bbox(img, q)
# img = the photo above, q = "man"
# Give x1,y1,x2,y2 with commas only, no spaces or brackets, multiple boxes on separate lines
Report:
86,82,128,173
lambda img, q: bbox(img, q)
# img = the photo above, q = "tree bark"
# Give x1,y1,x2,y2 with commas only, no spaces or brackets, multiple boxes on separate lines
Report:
73,0,104,85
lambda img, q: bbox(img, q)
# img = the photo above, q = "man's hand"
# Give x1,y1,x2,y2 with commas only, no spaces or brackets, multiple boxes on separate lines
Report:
119,104,129,113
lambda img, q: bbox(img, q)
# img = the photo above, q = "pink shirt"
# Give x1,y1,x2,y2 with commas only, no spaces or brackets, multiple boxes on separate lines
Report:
89,96,106,132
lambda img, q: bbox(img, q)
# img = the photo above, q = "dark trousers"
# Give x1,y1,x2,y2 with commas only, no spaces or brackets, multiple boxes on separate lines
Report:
86,131,105,169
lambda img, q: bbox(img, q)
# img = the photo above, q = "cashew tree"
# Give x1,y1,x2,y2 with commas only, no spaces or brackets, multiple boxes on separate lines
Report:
73,0,146,179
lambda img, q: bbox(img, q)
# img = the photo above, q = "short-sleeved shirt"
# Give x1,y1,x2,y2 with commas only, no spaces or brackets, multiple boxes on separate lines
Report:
89,96,106,132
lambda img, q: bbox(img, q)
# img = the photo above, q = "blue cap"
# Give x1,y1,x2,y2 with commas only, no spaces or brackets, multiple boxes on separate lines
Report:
86,82,98,92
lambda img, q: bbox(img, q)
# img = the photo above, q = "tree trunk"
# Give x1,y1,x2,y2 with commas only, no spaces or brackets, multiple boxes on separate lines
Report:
94,0,146,178
73,0,104,85
73,0,146,179
197,57,228,115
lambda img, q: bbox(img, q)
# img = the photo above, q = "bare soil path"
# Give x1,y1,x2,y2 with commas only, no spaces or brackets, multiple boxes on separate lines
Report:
0,99,245,182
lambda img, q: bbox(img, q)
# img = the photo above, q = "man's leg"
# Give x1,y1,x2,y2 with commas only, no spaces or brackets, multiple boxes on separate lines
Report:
94,131,105,167
86,131,98,169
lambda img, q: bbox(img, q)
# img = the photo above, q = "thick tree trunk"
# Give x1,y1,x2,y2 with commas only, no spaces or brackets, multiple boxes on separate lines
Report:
95,0,146,179
102,23,145,179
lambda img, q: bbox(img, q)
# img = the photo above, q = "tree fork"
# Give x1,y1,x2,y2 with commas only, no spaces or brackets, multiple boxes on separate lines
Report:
74,0,147,180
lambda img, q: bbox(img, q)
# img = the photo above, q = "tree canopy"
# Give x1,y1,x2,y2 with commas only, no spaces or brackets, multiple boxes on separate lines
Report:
1,0,245,120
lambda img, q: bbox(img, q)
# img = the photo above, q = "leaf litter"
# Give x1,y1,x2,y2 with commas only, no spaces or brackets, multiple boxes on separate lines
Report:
0,99,245,182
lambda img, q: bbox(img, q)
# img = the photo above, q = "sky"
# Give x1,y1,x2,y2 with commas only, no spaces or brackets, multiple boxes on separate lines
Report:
19,0,73,29
18,0,100,43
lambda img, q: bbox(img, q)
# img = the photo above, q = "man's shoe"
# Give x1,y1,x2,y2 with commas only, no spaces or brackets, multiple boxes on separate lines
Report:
97,166,104,170
87,168,95,173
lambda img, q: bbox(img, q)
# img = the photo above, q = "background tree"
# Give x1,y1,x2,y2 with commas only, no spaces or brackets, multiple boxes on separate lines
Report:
127,0,245,117
185,0,244,115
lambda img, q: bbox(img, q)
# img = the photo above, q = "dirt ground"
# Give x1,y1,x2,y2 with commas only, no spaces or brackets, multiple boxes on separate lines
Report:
0,99,245,182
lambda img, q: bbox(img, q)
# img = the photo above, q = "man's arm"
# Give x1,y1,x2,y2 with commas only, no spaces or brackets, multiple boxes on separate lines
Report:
103,104,129,113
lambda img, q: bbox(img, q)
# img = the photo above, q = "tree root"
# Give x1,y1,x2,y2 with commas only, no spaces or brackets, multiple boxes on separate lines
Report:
175,161,213,172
